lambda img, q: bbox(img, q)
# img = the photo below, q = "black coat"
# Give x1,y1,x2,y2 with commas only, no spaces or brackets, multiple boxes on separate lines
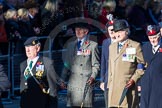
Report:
141,42,162,108
20,56,60,108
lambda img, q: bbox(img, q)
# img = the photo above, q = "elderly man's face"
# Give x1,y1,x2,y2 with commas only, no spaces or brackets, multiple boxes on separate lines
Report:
25,45,40,59
148,33,161,46
75,27,89,40
115,29,128,42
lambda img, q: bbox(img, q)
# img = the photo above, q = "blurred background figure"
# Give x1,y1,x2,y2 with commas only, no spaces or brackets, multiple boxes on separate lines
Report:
41,0,64,35
0,64,11,108
126,0,149,43
17,8,36,37
24,0,41,36
99,0,116,25
4,9,22,54
115,0,127,19
0,2,8,55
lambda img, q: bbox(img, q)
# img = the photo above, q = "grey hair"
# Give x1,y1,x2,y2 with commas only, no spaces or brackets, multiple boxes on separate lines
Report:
36,42,41,47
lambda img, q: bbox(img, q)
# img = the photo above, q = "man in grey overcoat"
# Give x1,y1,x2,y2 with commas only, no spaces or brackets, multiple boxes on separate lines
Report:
62,22,100,108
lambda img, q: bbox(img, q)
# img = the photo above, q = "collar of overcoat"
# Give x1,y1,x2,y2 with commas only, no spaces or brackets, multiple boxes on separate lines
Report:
74,39,90,50
114,39,131,61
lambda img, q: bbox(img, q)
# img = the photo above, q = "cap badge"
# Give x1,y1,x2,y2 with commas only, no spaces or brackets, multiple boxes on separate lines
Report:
106,14,114,25
147,25,156,35
32,41,35,45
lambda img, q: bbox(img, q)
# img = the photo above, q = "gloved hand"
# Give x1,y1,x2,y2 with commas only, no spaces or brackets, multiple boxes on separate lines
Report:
87,77,95,85
125,79,135,89
60,82,67,89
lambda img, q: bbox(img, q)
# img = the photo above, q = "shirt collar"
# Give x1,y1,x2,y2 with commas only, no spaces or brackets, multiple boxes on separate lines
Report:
78,36,86,46
28,13,34,19
27,56,39,67
119,39,128,46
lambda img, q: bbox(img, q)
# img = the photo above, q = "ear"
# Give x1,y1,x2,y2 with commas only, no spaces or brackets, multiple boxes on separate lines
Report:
36,45,41,52
84,29,89,34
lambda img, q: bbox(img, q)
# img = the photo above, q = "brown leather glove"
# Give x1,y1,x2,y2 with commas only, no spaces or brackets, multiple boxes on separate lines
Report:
87,77,95,85
125,79,135,89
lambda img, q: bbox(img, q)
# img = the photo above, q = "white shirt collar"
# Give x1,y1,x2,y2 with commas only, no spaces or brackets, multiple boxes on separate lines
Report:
27,56,39,69
78,37,86,46
28,13,34,19
119,39,128,46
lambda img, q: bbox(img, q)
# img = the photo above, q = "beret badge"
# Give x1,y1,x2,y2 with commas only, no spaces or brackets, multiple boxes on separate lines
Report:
106,14,114,26
147,25,157,36
32,41,35,45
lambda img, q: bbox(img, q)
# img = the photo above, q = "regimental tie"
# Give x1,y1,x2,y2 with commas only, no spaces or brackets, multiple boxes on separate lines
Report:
77,40,82,50
29,61,33,69
24,61,33,80
118,43,123,52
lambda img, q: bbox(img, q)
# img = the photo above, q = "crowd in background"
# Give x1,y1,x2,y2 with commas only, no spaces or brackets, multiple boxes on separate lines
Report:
0,0,161,55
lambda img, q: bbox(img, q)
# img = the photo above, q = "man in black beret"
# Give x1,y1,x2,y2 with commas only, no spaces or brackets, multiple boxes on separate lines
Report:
140,25,162,108
20,36,64,108
107,19,145,108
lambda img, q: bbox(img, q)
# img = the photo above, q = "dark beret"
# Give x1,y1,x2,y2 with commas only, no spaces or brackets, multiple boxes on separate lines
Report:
146,25,160,36
24,36,40,46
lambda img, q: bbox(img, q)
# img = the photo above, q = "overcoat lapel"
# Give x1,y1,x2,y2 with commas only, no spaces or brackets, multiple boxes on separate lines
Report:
71,40,78,61
81,40,90,49
149,43,162,64
113,43,119,61
114,39,129,62
22,61,27,73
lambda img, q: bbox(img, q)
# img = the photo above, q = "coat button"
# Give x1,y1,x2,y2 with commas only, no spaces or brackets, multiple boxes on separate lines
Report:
80,64,83,66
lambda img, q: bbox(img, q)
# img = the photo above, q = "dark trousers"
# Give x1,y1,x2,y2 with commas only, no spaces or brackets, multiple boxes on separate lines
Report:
104,89,108,108
0,98,3,108
20,89,58,108
67,106,91,108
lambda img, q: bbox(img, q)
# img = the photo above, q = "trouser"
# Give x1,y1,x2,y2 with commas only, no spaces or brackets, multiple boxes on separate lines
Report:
104,89,108,108
0,98,3,108
67,106,92,108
